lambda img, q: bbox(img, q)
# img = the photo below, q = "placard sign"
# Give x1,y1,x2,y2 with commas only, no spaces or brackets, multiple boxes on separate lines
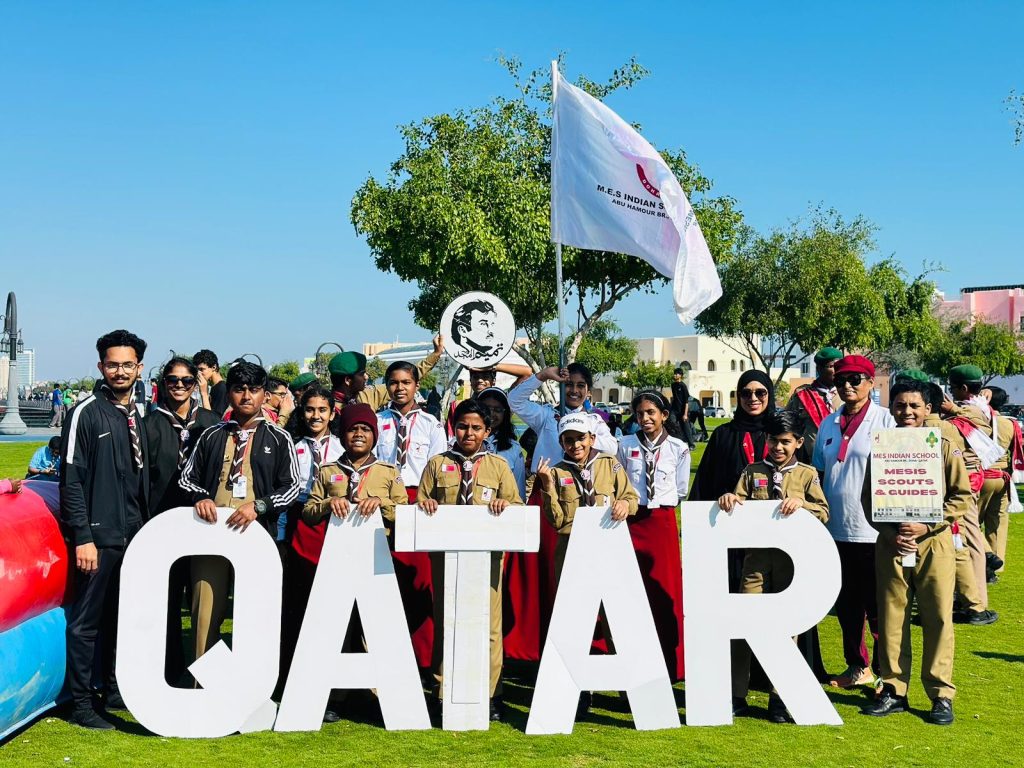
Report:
870,428,944,524
439,291,516,368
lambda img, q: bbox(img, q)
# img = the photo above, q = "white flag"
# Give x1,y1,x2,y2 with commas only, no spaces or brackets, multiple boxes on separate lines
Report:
550,66,722,324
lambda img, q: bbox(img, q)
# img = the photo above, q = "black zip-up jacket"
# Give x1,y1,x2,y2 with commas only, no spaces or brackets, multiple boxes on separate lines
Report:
59,388,151,548
145,405,220,514
177,419,300,535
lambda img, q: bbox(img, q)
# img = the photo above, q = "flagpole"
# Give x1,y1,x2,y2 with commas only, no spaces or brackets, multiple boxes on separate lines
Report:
551,60,566,416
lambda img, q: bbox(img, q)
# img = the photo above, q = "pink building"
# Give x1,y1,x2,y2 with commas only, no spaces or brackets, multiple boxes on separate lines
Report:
936,284,1024,330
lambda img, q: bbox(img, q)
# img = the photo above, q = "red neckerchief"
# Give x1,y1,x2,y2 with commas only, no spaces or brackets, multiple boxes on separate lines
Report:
795,384,834,428
742,432,770,465
837,402,870,462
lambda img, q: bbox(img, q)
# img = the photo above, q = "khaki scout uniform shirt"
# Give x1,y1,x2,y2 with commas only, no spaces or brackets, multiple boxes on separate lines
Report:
213,434,256,509
540,453,639,535
355,351,441,412
418,451,524,507
732,460,830,524
302,458,407,533
943,402,994,474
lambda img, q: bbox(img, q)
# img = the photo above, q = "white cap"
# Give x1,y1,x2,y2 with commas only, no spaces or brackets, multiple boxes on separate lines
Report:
558,413,594,436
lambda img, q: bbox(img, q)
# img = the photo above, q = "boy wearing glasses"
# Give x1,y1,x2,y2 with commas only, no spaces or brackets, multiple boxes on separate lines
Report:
178,361,301,660
61,329,151,730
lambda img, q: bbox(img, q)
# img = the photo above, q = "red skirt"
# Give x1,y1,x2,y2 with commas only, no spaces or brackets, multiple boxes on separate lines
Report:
391,486,434,669
502,486,559,661
628,505,685,681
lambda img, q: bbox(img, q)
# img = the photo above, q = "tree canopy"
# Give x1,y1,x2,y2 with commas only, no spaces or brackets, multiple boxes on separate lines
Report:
351,56,742,368
694,209,937,385
615,360,675,391
920,317,1024,384
268,361,300,382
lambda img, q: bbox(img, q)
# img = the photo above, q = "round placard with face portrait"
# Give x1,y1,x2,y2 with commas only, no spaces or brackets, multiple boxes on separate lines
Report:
439,291,517,369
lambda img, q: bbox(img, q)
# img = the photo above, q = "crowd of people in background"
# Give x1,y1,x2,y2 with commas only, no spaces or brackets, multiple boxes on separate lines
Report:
4,327,1014,732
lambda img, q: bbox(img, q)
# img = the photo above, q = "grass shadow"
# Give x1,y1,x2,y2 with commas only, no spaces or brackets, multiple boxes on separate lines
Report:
973,651,1024,664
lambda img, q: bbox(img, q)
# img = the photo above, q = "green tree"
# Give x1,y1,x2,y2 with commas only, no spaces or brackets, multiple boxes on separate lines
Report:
920,317,1024,384
774,380,791,406
268,361,301,382
351,56,742,369
420,371,439,392
615,360,675,391
695,209,938,386
540,319,638,376
365,356,387,385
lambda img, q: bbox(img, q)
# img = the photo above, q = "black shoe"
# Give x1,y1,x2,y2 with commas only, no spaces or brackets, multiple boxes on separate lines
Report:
104,691,126,711
322,708,342,724
929,697,954,725
576,691,592,719
861,687,908,717
70,707,115,731
767,694,791,724
732,697,749,717
987,572,1000,584
986,552,1004,572
489,697,505,723
966,609,999,625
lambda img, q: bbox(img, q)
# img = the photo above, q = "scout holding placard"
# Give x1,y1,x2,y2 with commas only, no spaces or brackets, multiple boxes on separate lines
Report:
861,379,971,725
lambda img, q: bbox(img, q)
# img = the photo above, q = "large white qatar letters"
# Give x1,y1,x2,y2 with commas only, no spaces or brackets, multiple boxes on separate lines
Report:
275,511,429,731
395,504,539,731
117,507,281,738
526,507,679,734
681,501,842,725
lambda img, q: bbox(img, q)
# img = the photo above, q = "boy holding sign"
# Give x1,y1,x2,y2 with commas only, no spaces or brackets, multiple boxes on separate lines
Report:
417,399,523,723
860,380,971,725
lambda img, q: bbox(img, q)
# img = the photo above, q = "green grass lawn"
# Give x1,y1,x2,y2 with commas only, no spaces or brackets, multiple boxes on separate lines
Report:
3,438,1023,767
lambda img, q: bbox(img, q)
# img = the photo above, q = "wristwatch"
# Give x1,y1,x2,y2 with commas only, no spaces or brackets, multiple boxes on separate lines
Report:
254,499,268,515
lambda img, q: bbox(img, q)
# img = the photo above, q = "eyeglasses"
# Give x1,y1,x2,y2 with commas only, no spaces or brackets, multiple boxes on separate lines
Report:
102,362,138,372
230,385,264,394
164,375,196,388
270,390,288,398
484,405,507,414
835,373,869,387
739,388,769,400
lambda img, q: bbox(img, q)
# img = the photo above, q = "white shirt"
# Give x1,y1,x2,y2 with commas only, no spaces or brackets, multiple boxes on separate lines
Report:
508,375,618,472
486,436,527,501
376,406,447,487
294,434,344,501
617,432,691,507
813,400,896,544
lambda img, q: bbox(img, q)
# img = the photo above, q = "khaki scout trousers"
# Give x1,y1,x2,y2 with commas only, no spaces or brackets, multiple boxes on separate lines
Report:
954,498,988,610
732,550,795,698
876,530,956,701
191,555,232,661
978,478,1009,566
430,552,504,699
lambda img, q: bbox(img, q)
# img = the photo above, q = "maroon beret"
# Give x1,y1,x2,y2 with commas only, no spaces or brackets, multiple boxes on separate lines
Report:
338,403,378,445
834,355,875,378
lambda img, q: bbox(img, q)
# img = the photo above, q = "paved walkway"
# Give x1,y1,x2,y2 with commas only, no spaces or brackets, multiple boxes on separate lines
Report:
0,427,60,443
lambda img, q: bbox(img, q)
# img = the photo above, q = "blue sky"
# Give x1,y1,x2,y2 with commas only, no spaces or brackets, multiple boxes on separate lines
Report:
2,2,1022,380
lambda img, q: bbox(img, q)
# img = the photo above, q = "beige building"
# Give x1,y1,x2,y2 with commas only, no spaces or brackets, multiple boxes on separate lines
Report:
592,335,793,417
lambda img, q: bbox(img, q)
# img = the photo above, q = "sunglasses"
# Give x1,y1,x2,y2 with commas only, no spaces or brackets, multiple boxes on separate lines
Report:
835,373,869,387
164,375,196,388
739,388,769,400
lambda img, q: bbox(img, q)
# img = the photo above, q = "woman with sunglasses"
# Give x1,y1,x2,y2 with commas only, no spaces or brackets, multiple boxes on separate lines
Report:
144,356,220,685
811,355,895,691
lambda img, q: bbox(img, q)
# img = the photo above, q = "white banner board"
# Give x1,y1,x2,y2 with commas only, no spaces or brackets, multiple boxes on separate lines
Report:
870,427,944,524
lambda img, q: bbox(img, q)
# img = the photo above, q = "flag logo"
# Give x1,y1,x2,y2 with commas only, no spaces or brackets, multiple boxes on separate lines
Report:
636,164,660,198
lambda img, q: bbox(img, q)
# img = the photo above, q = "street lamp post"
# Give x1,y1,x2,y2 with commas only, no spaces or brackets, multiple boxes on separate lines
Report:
0,292,27,435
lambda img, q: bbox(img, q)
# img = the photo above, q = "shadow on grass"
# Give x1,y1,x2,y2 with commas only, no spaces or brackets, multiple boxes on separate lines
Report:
973,651,1024,664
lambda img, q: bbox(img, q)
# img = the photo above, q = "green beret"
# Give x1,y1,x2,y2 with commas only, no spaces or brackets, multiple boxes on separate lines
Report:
328,351,367,376
813,347,843,364
948,364,984,385
289,372,317,391
895,369,930,384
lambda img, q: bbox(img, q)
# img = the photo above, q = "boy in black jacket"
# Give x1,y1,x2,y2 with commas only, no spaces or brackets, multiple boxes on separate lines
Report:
60,329,151,730
178,361,300,660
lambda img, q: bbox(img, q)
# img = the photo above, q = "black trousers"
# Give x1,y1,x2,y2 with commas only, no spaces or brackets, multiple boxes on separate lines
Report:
66,546,125,709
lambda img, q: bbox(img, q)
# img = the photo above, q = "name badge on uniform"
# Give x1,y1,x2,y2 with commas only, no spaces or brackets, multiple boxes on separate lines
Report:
442,463,458,473
382,422,392,431
559,477,575,487
754,478,768,488
233,476,248,499
481,487,494,502
629,448,641,459
329,473,345,483
296,447,306,455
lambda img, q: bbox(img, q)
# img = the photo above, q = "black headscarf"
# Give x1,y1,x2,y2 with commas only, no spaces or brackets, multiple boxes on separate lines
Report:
689,370,776,502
